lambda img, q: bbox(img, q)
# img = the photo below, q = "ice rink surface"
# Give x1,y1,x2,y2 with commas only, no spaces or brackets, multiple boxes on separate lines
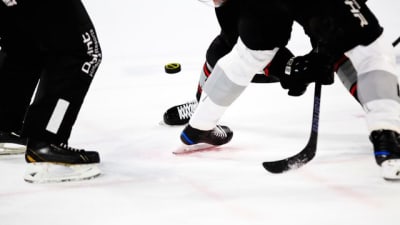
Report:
1,1,400,225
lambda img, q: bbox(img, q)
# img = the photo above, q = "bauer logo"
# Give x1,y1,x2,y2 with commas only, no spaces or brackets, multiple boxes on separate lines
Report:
81,29,101,77
2,0,17,6
344,0,368,27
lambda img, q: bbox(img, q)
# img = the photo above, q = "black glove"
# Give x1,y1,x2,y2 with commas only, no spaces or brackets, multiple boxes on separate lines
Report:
263,47,294,81
280,51,334,96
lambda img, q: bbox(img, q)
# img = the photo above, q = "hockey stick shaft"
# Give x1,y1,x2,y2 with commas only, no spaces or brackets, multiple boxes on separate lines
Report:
262,83,321,173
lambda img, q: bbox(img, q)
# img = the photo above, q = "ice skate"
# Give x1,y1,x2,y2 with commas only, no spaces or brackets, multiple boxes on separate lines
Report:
370,129,400,180
174,124,233,154
24,139,101,183
0,131,26,155
162,100,198,125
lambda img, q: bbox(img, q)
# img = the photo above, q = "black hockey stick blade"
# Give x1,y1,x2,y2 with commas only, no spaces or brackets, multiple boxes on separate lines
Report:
393,36,400,47
262,83,321,173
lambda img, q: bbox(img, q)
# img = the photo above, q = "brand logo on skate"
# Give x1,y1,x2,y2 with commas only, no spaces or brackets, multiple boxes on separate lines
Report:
81,29,101,77
344,0,368,27
2,0,17,6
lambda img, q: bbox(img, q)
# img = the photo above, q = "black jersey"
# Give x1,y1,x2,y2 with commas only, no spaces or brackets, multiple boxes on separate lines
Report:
289,0,383,57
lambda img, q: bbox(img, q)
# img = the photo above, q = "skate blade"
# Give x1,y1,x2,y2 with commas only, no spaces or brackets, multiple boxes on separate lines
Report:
173,143,219,155
24,162,101,183
0,143,26,155
158,120,188,126
158,120,176,126
381,159,400,181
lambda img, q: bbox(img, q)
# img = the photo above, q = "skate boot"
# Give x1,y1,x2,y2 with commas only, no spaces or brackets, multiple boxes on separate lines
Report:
174,124,233,154
163,100,198,125
0,131,26,155
369,129,400,180
24,139,101,183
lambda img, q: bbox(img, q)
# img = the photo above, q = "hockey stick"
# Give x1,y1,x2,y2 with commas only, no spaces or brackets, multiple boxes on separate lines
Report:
262,38,399,174
262,83,321,173
393,36,400,47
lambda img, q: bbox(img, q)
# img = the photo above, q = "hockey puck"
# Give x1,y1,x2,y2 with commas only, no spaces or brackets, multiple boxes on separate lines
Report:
164,63,181,74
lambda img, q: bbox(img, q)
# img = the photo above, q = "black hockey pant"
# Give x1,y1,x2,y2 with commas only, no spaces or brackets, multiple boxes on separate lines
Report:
0,0,102,144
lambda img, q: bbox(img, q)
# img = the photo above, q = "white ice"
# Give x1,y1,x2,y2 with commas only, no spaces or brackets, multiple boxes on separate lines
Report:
1,1,400,225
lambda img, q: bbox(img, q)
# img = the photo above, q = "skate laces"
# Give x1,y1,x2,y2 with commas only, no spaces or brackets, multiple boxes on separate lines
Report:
212,126,228,138
58,143,85,153
177,101,197,120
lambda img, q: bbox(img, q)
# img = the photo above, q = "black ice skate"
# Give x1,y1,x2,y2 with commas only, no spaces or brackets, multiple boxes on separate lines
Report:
163,100,198,125
24,139,101,183
0,131,26,155
369,129,400,180
174,124,233,154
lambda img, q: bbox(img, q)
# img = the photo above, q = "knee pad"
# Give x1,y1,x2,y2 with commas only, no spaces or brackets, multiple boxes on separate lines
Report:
345,34,398,75
203,38,277,107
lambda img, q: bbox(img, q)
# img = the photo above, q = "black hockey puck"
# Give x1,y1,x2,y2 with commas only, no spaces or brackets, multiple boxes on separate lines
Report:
164,63,181,74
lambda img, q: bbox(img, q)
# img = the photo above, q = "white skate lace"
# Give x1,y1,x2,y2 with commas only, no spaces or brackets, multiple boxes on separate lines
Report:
177,101,198,120
58,143,85,153
212,125,228,138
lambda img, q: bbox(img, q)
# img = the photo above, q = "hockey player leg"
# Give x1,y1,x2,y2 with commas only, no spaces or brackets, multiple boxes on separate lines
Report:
0,32,40,155
335,55,361,102
346,34,400,180
19,0,102,183
174,89,233,154
162,33,287,126
175,39,277,153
